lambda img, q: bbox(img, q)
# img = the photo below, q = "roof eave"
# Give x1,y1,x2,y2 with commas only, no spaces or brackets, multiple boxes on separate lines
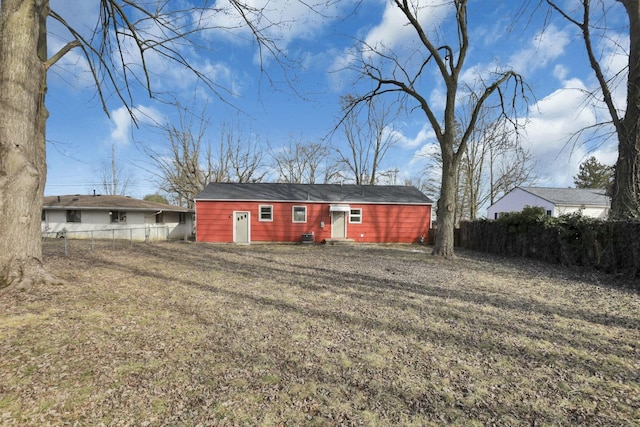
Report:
43,206,193,213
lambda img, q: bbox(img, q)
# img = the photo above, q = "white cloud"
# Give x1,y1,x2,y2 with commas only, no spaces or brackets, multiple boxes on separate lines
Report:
393,123,436,149
519,25,628,187
508,25,571,75
412,141,439,161
109,107,132,146
108,105,163,147
330,0,452,87
49,1,247,101
520,78,617,186
553,64,569,80
327,47,360,92
198,0,360,52
363,0,451,53
598,31,629,112
408,141,441,187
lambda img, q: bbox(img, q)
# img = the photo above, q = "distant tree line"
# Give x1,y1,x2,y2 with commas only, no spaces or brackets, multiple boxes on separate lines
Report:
134,97,539,212
137,100,422,208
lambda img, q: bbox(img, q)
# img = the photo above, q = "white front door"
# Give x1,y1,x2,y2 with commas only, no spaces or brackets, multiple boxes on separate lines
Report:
331,211,346,238
234,211,250,243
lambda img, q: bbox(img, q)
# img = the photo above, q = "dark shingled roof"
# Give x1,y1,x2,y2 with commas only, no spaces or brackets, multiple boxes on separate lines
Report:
519,187,610,207
195,183,433,204
43,194,192,213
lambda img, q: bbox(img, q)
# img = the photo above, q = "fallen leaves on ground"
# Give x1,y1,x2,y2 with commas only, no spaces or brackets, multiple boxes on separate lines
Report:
1,242,638,426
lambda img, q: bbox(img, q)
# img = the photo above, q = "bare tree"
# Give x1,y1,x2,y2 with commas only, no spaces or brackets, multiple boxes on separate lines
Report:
420,116,535,224
336,97,401,185
144,104,267,207
0,0,317,289
489,146,537,205
542,0,640,218
99,143,132,196
269,137,336,183
218,123,266,184
459,115,536,220
144,105,215,208
341,0,527,256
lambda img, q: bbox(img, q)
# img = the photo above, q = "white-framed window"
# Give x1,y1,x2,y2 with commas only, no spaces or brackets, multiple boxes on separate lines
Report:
179,212,187,224
156,212,164,224
259,205,273,222
349,208,362,223
66,210,81,223
41,210,46,221
110,210,127,223
292,206,307,223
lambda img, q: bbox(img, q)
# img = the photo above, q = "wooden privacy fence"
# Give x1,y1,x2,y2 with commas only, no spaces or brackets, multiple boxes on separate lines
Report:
458,216,640,283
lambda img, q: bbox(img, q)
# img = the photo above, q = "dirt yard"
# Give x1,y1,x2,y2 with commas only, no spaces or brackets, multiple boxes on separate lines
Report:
1,242,639,426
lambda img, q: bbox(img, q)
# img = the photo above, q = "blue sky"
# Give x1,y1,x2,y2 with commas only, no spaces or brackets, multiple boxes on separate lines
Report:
44,0,628,211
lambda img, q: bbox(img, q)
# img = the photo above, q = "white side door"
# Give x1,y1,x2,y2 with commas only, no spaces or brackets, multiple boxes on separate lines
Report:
234,211,250,243
331,211,346,238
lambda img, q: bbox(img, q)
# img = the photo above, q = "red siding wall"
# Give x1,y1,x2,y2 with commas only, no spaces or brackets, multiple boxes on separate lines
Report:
196,201,431,243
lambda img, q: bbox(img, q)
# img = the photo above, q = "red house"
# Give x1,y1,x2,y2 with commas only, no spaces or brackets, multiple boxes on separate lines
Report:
194,183,432,244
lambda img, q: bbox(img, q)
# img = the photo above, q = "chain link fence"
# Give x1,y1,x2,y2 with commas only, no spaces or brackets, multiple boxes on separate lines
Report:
42,226,190,257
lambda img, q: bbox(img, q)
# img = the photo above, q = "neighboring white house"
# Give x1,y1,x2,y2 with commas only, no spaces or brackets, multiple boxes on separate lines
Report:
42,194,194,241
487,187,610,220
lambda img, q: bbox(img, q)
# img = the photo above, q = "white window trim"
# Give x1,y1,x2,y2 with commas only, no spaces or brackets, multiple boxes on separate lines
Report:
259,204,274,222
349,208,362,224
292,206,307,223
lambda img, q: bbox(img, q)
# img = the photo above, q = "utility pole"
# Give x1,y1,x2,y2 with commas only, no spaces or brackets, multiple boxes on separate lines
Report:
111,143,117,196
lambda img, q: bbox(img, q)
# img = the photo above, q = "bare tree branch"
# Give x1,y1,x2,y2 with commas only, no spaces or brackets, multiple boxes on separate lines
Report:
340,0,529,256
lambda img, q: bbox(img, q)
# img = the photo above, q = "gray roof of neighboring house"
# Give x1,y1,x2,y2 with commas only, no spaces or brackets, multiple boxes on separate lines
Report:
43,195,193,213
194,183,433,204
519,186,610,207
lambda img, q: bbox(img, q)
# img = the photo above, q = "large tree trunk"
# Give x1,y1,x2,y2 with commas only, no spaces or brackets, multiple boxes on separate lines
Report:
432,149,458,258
612,128,640,218
0,0,59,290
611,0,640,218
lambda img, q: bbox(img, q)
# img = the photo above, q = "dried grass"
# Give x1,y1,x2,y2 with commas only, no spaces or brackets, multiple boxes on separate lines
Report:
1,242,638,426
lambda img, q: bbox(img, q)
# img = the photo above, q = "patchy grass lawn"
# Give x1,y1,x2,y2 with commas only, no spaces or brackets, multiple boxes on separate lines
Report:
1,242,639,426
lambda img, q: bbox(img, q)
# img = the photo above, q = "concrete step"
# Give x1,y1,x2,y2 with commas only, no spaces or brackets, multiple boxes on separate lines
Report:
324,238,355,245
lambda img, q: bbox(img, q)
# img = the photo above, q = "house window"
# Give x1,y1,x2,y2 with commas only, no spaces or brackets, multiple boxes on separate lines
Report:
292,206,307,223
41,210,46,221
156,212,164,224
259,205,273,222
110,211,126,223
179,213,186,224
349,208,362,223
66,210,81,223
546,210,552,217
